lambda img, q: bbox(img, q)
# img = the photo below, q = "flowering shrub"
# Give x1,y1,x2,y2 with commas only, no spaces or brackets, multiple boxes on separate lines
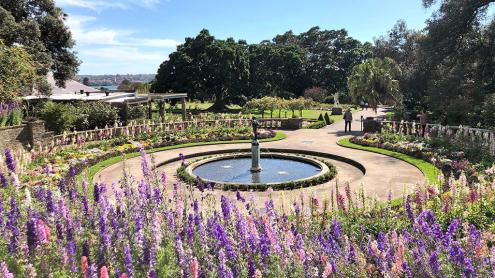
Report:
0,145,495,276
0,102,23,127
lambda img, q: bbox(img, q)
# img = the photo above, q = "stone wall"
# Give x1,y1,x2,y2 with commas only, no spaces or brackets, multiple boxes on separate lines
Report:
0,120,48,150
0,124,29,150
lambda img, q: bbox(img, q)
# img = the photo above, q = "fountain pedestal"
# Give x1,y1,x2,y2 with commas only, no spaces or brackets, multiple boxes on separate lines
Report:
250,139,262,172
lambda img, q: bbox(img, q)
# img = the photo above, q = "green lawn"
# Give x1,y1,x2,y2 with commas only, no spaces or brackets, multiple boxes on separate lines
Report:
337,137,440,184
79,131,286,184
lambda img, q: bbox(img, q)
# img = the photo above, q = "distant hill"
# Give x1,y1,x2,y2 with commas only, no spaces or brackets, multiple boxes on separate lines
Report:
76,74,155,87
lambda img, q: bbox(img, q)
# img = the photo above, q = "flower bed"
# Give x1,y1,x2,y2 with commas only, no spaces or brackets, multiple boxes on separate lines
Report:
20,127,276,187
1,145,495,276
350,133,495,184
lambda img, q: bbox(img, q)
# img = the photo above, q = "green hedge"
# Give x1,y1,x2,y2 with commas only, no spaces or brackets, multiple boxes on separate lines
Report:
304,121,326,129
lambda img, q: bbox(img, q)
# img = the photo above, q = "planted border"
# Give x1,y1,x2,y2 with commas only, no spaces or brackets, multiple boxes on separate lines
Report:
337,137,439,184
84,132,286,183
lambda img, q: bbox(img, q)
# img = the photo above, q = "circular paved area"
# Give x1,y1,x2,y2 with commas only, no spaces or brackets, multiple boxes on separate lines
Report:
94,107,425,207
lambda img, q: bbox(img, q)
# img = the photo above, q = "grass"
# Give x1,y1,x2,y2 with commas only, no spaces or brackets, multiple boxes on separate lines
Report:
337,137,440,184
79,131,287,184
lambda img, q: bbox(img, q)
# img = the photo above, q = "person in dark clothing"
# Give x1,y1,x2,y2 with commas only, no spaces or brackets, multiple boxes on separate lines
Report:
417,111,427,137
344,109,353,133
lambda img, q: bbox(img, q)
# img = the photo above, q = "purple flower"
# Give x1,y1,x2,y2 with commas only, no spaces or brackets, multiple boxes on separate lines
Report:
221,196,231,222
429,251,440,275
4,148,15,173
236,191,246,202
331,218,342,240
405,195,414,222
402,261,412,278
0,171,8,187
217,249,233,278
124,244,134,277
463,257,475,277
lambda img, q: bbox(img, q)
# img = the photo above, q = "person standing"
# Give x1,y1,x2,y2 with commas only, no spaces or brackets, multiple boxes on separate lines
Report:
344,109,353,133
417,110,427,137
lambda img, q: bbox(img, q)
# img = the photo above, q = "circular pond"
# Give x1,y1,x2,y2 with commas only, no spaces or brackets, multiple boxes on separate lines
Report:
184,153,333,189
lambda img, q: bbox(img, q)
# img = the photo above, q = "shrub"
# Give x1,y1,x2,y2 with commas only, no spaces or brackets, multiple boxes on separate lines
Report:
74,102,120,130
324,112,332,125
304,120,326,129
40,101,75,134
317,113,324,121
127,105,147,120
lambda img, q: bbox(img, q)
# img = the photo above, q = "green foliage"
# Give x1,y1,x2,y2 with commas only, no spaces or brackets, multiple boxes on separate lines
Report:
0,1,79,86
348,57,402,111
40,101,75,134
152,30,250,110
8,107,22,126
0,41,49,102
126,105,147,121
374,1,495,127
304,120,326,129
481,94,495,128
73,102,120,130
324,112,332,125
317,113,324,121
153,27,372,107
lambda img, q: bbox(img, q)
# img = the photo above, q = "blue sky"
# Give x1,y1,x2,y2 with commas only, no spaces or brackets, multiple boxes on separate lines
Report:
56,0,435,75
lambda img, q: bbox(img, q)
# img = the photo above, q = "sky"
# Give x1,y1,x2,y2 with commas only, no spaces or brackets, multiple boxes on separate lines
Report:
55,0,436,75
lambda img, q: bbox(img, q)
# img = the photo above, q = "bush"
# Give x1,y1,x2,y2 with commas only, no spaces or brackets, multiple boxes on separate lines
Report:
127,105,147,120
40,101,75,134
304,121,326,129
317,113,324,121
74,102,120,130
324,112,332,125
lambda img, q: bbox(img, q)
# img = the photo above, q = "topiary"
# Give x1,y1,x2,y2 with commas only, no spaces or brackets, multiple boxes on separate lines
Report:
318,113,324,122
324,112,332,125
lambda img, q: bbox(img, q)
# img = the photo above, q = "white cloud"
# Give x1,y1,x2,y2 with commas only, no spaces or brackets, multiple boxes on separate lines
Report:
56,0,162,11
82,47,166,61
65,14,180,48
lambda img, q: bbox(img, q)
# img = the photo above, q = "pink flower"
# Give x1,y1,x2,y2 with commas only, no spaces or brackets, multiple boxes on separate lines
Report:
322,262,333,277
100,266,109,278
190,257,199,278
81,256,88,278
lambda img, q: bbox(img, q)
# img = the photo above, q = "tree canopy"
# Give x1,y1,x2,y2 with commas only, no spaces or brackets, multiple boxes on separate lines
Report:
374,1,495,126
0,41,49,103
152,27,371,110
0,0,79,87
348,57,402,111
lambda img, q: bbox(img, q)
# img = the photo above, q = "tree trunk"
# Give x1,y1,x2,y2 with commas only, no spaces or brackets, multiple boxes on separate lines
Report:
207,90,229,112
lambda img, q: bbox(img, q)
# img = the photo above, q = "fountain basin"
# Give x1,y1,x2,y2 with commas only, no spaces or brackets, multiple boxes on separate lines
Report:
180,152,336,191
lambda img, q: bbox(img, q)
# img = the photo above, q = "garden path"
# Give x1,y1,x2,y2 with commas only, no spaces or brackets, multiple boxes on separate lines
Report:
94,107,425,208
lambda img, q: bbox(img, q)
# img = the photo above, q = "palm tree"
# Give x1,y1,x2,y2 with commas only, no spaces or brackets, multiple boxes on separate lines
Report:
347,57,402,111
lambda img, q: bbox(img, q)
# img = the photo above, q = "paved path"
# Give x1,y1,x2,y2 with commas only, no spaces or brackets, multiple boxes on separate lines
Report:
95,107,425,207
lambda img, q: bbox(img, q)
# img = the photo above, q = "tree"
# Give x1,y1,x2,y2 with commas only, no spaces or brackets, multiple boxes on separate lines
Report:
247,43,306,98
0,41,49,102
152,29,250,111
348,58,402,111
303,87,327,103
82,77,90,86
273,27,373,95
0,0,79,87
118,79,132,90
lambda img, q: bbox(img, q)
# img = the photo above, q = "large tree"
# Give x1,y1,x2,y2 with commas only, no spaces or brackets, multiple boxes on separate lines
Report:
348,57,402,111
273,27,373,96
152,29,250,111
247,42,307,98
375,1,495,126
0,0,79,87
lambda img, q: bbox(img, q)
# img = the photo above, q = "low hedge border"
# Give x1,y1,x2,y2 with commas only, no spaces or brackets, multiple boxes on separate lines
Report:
337,137,440,184
81,131,287,183
304,121,327,129
177,154,337,191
